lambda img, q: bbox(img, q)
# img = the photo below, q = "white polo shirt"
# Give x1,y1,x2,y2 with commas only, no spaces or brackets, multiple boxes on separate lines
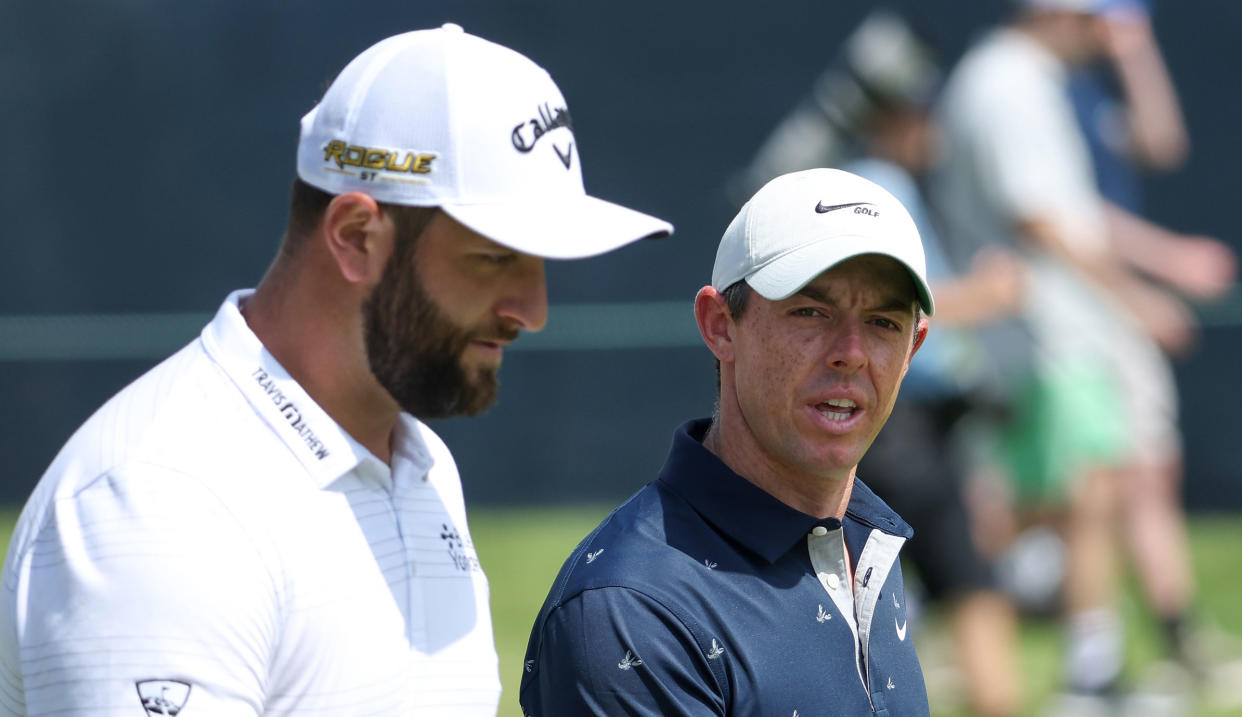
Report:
0,290,501,716
933,28,1122,373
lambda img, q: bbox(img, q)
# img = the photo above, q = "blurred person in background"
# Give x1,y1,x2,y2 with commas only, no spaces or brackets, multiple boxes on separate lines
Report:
1068,0,1236,684
0,24,671,716
730,11,1025,716
522,168,934,715
932,0,1235,711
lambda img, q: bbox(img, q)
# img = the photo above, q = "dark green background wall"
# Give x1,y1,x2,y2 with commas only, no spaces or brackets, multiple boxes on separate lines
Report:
2,0,1239,508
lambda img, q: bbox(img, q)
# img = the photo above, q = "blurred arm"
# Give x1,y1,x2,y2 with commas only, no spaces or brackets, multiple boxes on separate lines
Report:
1099,11,1189,169
1103,200,1236,300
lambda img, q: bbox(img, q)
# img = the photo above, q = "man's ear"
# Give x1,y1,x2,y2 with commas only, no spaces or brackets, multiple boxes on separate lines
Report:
320,192,392,285
910,315,929,359
694,286,736,363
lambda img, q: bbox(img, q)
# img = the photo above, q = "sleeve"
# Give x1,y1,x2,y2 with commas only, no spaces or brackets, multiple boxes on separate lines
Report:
2,465,278,716
970,78,1108,248
520,587,727,717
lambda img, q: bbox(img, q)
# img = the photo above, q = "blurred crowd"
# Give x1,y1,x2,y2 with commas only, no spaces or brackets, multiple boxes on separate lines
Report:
732,1,1238,715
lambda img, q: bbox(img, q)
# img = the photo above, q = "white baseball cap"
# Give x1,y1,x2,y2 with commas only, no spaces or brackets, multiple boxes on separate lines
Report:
296,23,672,259
712,168,934,315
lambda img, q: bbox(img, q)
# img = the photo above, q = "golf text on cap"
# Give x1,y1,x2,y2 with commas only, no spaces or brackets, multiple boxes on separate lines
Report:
815,201,879,216
322,139,437,178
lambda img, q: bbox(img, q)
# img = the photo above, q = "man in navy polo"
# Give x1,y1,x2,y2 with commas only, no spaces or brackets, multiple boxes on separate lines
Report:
520,168,934,715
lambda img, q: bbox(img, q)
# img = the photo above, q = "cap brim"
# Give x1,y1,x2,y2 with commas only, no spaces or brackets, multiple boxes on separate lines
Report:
441,195,672,260
745,239,935,315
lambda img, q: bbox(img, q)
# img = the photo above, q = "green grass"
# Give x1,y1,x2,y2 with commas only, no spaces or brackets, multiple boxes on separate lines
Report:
0,506,1238,715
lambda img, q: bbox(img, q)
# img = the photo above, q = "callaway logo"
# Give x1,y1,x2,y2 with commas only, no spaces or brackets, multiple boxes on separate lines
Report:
511,102,575,169
136,680,191,716
815,200,880,217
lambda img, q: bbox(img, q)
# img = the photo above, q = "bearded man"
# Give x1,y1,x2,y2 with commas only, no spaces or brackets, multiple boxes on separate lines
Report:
0,24,669,716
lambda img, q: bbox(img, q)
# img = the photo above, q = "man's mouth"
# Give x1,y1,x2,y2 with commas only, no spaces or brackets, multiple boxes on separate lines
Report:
815,398,858,422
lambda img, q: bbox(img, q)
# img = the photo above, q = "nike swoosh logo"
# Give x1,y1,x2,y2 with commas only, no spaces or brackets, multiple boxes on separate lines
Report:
895,616,908,641
815,201,872,214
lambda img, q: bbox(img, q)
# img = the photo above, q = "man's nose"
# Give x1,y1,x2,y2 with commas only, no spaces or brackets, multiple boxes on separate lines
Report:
497,257,548,332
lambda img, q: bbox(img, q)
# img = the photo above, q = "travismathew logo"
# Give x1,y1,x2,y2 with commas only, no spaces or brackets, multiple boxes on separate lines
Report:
511,102,575,169
252,368,330,460
136,680,191,716
815,200,879,217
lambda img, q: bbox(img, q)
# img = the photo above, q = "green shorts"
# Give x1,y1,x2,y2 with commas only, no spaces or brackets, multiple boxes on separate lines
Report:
1001,361,1125,504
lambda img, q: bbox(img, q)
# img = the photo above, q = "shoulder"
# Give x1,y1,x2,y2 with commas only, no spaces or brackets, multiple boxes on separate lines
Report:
5,338,296,578
944,31,1056,114
542,483,717,605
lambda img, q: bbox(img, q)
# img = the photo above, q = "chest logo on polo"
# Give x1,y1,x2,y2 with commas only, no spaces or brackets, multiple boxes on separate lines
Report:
887,676,896,690
703,559,718,570
136,680,191,716
618,650,643,670
440,523,481,572
817,604,832,623
585,549,605,564
706,638,725,660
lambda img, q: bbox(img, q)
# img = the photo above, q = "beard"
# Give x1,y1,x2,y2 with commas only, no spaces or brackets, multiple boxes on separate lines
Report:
362,237,514,420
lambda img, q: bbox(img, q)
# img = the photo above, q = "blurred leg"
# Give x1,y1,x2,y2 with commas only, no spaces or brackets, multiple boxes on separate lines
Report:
1063,465,1124,692
952,590,1021,717
1122,457,1193,618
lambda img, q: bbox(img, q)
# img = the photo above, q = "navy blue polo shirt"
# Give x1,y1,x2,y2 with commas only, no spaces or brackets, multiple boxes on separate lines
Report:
520,419,930,716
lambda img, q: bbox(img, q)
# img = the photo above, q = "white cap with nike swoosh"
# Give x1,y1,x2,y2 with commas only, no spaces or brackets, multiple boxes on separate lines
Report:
296,23,672,259
712,168,934,314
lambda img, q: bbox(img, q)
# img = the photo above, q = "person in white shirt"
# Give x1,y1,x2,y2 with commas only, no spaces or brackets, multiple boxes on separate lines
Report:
0,23,670,716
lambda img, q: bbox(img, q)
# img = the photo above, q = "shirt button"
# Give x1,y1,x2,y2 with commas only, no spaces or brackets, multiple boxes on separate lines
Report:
812,526,828,536
826,573,840,590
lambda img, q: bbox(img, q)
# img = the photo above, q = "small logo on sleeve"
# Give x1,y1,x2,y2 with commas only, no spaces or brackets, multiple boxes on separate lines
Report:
136,680,191,716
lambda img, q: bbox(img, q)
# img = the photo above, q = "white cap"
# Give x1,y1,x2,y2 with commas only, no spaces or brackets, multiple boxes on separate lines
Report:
296,23,672,259
712,168,934,314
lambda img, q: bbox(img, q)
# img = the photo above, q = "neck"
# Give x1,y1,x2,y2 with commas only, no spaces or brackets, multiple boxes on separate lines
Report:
703,410,855,520
243,257,400,464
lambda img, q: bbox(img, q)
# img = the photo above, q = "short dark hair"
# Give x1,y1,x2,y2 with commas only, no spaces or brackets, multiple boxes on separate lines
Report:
281,177,439,257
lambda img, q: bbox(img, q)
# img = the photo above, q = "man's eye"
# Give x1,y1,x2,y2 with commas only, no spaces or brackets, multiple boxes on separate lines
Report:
791,307,820,317
479,252,516,265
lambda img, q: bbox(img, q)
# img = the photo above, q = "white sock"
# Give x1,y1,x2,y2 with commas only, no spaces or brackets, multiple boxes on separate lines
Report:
1065,607,1124,692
